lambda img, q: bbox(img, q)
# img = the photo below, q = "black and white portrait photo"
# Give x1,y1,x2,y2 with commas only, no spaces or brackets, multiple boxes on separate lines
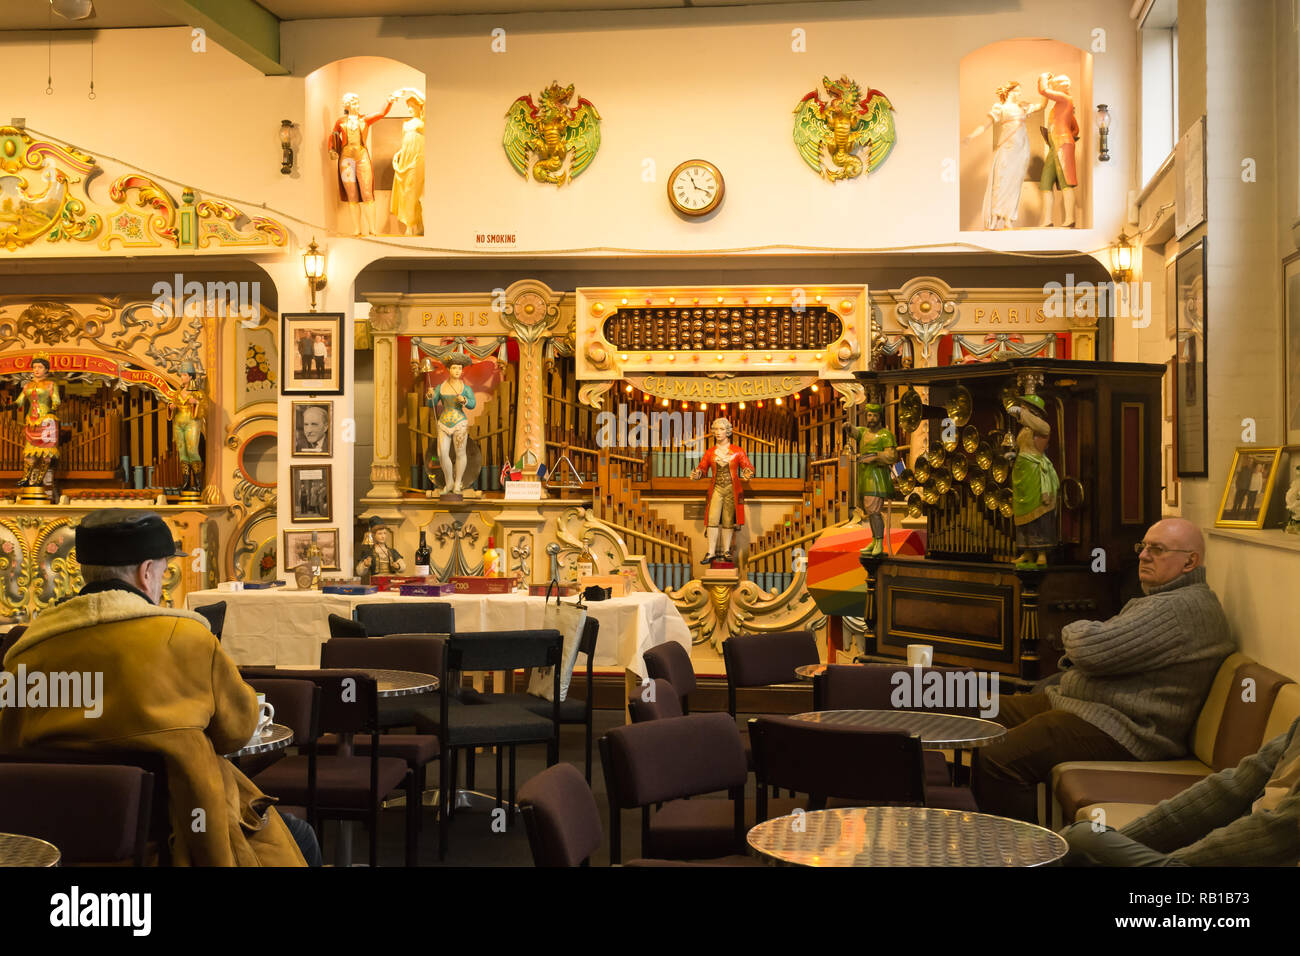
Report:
292,401,333,456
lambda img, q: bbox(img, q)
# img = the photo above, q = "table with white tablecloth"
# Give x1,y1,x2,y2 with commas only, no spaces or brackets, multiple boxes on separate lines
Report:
184,587,692,678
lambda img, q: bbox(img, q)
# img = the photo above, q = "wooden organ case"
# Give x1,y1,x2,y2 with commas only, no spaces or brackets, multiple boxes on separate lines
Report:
854,358,1165,682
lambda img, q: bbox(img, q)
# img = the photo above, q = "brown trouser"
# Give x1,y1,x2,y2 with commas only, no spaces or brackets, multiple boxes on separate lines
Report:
972,693,1134,823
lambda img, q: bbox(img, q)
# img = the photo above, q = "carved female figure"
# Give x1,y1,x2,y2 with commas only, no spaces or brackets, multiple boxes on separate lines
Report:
169,361,205,493
964,81,1042,230
15,355,61,488
389,88,426,236
425,352,477,495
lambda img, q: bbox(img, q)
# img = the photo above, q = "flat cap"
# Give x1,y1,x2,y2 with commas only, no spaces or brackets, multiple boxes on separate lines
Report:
75,510,187,565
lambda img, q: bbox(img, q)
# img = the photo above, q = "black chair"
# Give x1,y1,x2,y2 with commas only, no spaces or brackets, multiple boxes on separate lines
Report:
328,613,367,640
0,761,154,866
599,713,755,864
643,641,696,714
193,601,227,640
748,715,927,822
627,678,683,723
485,618,601,781
243,678,320,829
250,671,418,867
427,630,563,860
354,602,454,637
518,762,603,867
0,748,171,865
722,630,819,775
814,663,985,786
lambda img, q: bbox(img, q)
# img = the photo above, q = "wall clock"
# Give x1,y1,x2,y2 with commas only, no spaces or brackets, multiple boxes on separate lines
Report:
668,160,724,217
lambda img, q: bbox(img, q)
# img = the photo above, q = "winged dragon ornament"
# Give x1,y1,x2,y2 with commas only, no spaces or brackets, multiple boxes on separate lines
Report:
503,83,601,187
793,75,897,182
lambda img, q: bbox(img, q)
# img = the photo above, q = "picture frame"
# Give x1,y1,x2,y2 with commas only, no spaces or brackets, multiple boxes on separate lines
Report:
282,313,344,395
1163,356,1176,422
1284,252,1300,446
1174,116,1206,238
289,464,332,523
283,528,340,571
1174,239,1207,477
1214,447,1282,529
1164,259,1176,339
1163,442,1178,507
292,401,333,457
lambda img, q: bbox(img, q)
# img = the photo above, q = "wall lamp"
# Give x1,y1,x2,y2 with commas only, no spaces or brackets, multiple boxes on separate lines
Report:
303,238,327,311
1109,232,1134,284
1096,104,1111,163
279,120,296,174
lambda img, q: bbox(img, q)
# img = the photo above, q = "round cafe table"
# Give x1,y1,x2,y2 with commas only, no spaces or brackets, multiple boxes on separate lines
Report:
748,807,1067,867
791,709,1005,750
225,723,294,760
0,832,61,868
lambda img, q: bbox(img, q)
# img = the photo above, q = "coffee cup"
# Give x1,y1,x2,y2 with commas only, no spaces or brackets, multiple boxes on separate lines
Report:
255,694,275,736
906,644,934,667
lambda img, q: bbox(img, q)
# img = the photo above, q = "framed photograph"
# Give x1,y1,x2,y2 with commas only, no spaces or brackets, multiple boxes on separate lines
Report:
1163,356,1176,422
1164,259,1176,339
283,528,340,571
1174,115,1206,238
1284,253,1300,446
292,401,333,457
1214,447,1282,529
290,465,332,523
282,313,344,395
1174,239,1207,477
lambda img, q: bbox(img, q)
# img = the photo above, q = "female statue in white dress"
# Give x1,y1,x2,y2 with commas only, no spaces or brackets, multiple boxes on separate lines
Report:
964,81,1042,230
390,88,426,236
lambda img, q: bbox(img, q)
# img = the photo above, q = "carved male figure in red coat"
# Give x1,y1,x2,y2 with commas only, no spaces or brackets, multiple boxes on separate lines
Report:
689,417,755,565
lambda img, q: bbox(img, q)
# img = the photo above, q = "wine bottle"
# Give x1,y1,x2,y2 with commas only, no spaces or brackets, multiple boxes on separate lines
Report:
414,530,431,577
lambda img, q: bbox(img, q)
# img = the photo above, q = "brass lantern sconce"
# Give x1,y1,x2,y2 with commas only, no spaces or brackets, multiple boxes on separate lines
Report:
1096,104,1111,163
303,238,327,311
279,119,296,174
1109,232,1134,285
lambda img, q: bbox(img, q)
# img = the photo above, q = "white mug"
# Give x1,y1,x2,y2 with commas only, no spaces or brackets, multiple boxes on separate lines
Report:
255,694,275,736
906,644,934,668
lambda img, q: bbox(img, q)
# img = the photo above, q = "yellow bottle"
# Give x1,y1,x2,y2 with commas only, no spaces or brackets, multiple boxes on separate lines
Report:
482,536,501,577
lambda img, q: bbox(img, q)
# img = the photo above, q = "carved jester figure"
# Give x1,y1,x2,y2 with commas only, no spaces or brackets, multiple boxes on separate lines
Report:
842,402,897,555
690,417,755,565
15,353,61,490
1008,393,1060,565
425,351,477,495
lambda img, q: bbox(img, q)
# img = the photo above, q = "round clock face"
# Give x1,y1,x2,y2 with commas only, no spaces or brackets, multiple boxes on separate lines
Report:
668,160,724,217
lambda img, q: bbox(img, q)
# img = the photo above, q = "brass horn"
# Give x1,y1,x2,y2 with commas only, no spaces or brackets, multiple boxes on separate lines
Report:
943,384,973,427
998,381,1020,413
895,468,916,495
968,470,987,497
983,488,999,511
926,441,947,467
960,424,980,455
932,468,952,494
997,487,1014,519
906,492,925,518
974,442,994,471
991,459,1010,484
949,453,969,482
897,387,923,433
913,459,932,483
919,483,940,505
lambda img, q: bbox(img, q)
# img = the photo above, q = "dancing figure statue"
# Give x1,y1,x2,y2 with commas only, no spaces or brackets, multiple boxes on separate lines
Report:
842,403,897,555
1036,72,1080,228
327,91,396,236
169,361,206,495
689,417,754,565
389,88,426,236
964,80,1043,230
15,354,61,489
425,352,477,495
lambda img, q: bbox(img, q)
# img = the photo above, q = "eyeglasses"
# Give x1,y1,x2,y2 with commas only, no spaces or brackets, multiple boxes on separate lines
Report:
1133,542,1195,557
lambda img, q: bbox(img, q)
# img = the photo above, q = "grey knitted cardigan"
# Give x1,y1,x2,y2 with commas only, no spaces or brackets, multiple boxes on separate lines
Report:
1121,716,1300,866
1046,566,1235,760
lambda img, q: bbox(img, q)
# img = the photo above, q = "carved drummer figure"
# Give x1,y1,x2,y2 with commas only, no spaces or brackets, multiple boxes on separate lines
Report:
425,351,477,496
842,402,897,555
15,353,62,489
1008,394,1060,565
690,417,755,565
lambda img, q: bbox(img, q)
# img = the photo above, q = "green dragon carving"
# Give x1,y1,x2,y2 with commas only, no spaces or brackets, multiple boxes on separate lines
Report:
503,82,601,187
793,75,897,182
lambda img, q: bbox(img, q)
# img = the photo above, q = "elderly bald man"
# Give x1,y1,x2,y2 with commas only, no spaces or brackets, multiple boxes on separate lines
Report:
974,518,1236,822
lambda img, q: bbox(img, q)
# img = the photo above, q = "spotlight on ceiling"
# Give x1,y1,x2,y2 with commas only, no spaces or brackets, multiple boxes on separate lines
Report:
50,0,95,21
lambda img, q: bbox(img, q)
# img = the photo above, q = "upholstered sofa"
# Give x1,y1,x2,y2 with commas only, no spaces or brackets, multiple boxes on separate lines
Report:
1047,653,1300,830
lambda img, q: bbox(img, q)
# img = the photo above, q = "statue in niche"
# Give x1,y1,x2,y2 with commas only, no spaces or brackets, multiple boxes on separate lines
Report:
356,515,405,579
1036,72,1080,228
1008,394,1060,565
963,80,1043,230
15,354,61,489
168,361,206,495
327,91,396,236
389,88,426,236
689,417,754,565
425,352,477,496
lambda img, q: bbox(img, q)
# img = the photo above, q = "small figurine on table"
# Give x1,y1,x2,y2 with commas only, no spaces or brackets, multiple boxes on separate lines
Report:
15,354,61,491
425,352,477,496
168,361,206,497
690,417,754,565
1007,394,1060,566
842,402,897,555
356,515,405,579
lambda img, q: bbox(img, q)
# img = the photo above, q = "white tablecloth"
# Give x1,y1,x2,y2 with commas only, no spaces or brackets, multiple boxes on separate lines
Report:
185,588,691,678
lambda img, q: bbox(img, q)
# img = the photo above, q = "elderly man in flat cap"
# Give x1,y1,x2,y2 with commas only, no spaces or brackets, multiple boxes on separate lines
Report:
0,509,317,866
